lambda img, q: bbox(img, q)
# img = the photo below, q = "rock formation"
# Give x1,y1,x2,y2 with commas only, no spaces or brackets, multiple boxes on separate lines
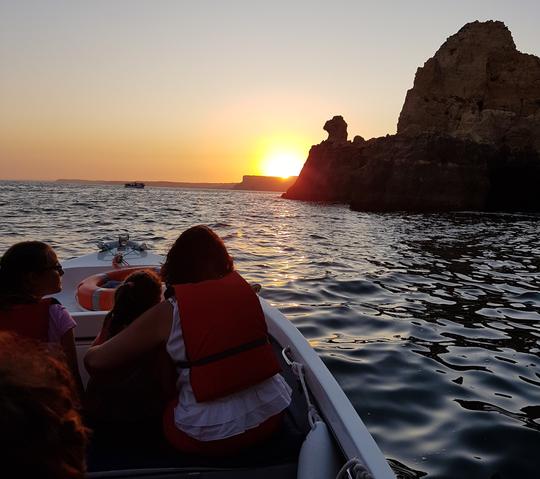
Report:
283,21,540,212
348,135,539,212
282,140,366,202
398,21,540,152
324,115,348,144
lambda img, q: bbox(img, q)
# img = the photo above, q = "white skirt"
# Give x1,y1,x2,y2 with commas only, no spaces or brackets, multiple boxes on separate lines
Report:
166,297,292,441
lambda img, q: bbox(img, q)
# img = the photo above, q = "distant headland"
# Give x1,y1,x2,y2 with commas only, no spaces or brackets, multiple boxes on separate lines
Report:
283,21,540,212
57,175,298,192
234,175,297,191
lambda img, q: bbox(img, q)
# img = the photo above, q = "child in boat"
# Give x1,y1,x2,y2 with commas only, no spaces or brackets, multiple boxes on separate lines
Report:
0,241,83,395
0,332,88,478
85,225,292,456
92,269,163,345
85,269,173,426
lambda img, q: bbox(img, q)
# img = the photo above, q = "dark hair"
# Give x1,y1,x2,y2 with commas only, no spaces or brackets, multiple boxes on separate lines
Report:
0,332,88,478
105,270,162,338
161,225,234,289
0,241,53,309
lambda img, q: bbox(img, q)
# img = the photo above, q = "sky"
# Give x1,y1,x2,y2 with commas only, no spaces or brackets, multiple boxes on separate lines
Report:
1,1,539,182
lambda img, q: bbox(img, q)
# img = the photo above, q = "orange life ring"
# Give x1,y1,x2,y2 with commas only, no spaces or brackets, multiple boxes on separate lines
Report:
76,266,160,311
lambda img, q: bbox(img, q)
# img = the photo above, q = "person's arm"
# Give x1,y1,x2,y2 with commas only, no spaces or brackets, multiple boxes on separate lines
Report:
60,328,85,400
84,300,173,374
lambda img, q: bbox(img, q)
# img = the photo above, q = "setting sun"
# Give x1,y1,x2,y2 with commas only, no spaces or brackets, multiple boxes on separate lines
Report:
260,150,305,178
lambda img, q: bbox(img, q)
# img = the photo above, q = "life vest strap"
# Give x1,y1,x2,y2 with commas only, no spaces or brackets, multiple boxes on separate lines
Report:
177,336,270,369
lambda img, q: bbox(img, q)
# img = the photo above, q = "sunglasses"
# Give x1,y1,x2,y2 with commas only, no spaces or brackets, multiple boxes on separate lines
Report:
43,263,64,273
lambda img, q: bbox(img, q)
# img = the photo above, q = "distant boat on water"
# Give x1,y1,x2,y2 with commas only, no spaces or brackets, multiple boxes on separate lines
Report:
124,182,145,189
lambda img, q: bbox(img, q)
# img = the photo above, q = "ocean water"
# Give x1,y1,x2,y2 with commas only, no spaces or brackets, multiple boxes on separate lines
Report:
1,180,539,478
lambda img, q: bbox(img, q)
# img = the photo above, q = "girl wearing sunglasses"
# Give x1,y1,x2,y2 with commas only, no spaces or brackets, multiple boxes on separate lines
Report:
0,241,83,395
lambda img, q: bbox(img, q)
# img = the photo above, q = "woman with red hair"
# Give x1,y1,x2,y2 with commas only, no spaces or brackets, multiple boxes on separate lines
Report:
85,225,291,455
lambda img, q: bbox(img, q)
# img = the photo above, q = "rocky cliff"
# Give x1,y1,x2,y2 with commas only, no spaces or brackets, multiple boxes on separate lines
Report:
283,21,540,212
398,21,540,152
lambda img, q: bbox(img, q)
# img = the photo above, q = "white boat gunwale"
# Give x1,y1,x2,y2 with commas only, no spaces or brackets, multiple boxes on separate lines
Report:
262,299,394,479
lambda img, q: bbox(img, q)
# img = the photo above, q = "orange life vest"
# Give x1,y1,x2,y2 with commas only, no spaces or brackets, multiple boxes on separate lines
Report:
0,298,57,341
173,271,281,402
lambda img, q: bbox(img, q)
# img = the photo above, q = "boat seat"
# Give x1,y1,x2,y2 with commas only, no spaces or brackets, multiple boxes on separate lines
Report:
86,408,303,477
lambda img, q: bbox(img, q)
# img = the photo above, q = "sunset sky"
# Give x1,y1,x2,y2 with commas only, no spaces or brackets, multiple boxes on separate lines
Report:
1,1,539,182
